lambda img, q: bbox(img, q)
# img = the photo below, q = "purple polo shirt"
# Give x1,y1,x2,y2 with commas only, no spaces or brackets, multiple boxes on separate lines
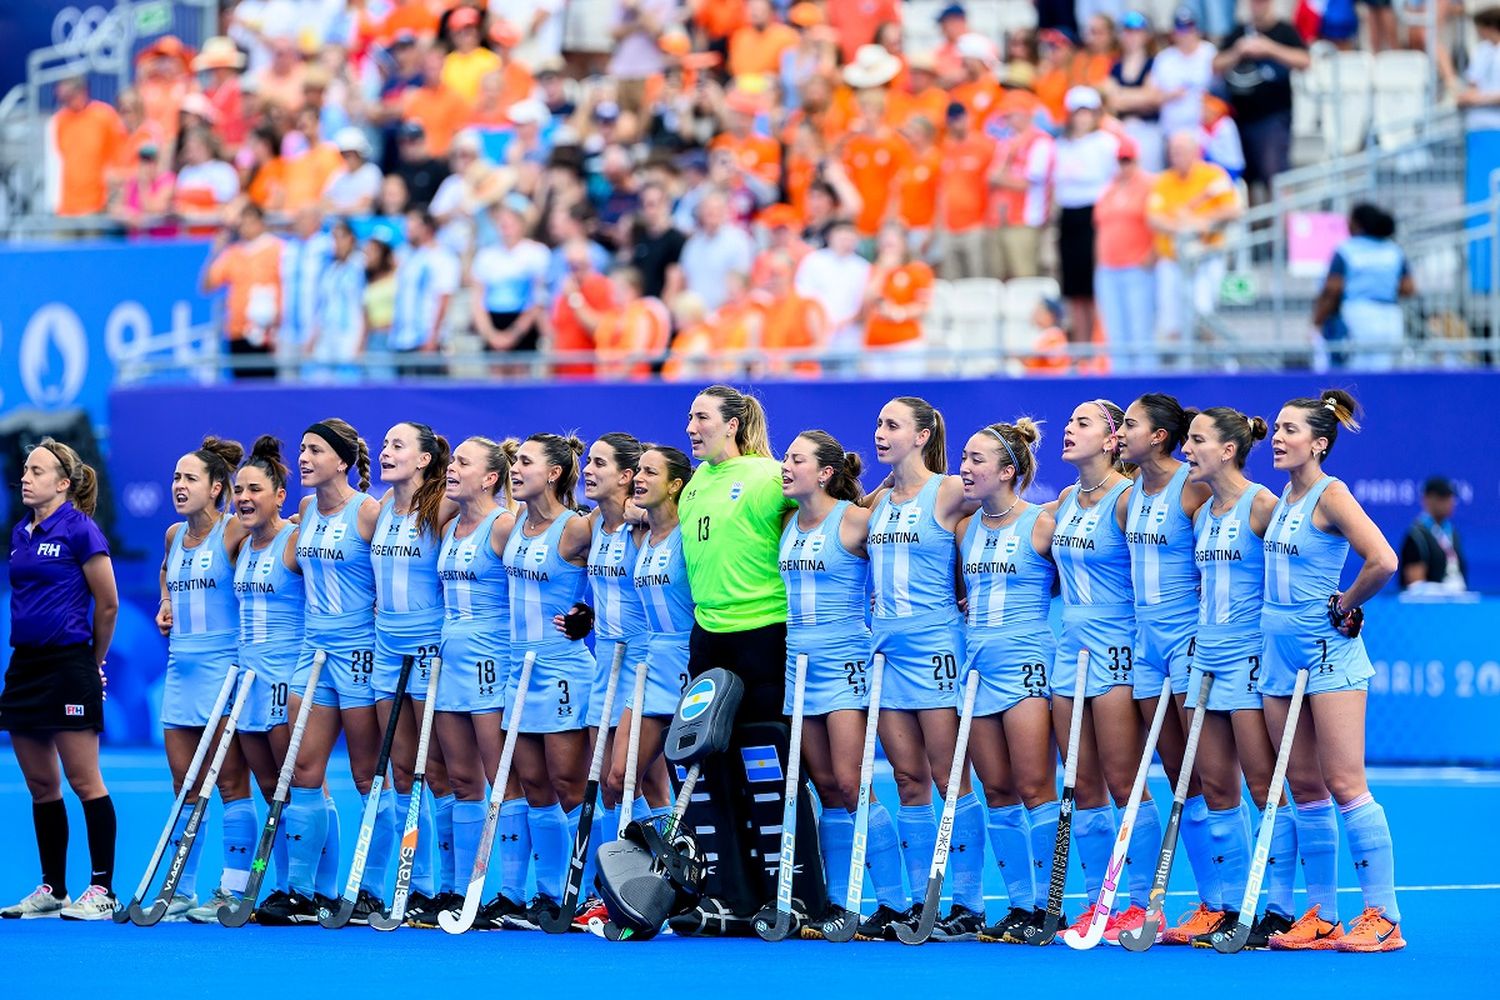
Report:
8,501,110,648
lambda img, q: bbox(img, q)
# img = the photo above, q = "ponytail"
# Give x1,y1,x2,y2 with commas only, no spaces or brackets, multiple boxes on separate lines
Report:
701,384,773,457
796,429,864,502
894,396,948,474
527,432,587,509
192,434,245,511
401,421,451,539
981,417,1043,492
1288,388,1362,461
240,434,290,492
1200,407,1267,469
38,437,99,517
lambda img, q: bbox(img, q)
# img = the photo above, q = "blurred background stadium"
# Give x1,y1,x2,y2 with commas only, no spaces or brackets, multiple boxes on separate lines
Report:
0,0,1494,764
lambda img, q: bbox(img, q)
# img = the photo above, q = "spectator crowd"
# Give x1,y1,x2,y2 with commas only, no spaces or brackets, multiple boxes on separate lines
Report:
42,0,1449,377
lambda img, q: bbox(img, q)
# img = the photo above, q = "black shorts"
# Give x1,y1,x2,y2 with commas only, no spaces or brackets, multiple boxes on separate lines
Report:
688,621,787,726
0,643,104,733
485,311,540,355
1058,205,1097,299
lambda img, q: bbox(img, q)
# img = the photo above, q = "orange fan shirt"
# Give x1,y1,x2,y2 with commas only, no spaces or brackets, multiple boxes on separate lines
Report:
206,234,285,341
550,273,617,378
896,144,942,229
865,261,934,347
51,101,126,216
760,292,825,375
840,128,910,236
938,132,995,233
597,297,672,379
404,83,471,157
710,132,783,186
281,142,343,212
728,23,799,77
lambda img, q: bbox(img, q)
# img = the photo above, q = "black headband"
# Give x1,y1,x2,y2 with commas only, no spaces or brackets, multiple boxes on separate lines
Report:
306,422,357,470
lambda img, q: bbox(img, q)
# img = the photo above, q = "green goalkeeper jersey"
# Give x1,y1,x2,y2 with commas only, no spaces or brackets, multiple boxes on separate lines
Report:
679,455,795,633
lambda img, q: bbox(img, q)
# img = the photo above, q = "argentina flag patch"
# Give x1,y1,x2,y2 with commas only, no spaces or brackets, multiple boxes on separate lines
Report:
740,745,783,783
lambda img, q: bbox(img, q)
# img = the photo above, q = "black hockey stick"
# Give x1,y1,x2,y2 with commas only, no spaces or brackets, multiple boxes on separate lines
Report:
896,668,981,945
319,654,416,928
541,643,627,933
1022,649,1090,946
219,650,327,927
370,656,442,931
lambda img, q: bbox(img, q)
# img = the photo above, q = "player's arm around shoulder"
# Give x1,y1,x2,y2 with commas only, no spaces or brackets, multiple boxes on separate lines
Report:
356,494,383,540
1032,506,1058,560
559,513,593,566
841,502,874,558
1249,487,1278,538
489,506,517,558
935,473,978,531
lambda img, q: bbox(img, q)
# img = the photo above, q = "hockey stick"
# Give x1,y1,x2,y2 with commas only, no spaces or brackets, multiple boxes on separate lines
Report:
220,650,327,927
130,670,258,926
319,654,416,928
1064,676,1174,950
1120,670,1214,951
370,656,442,931
1023,649,1090,946
541,643,627,934
1212,668,1309,954
755,652,810,942
114,666,240,923
823,653,885,943
439,650,535,934
616,660,649,837
896,668,981,945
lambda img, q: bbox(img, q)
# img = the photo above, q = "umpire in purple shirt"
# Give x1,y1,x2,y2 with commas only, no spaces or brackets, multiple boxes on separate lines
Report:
0,438,120,920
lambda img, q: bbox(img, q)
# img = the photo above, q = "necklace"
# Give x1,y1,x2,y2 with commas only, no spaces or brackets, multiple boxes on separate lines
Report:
980,499,1019,520
1077,472,1112,495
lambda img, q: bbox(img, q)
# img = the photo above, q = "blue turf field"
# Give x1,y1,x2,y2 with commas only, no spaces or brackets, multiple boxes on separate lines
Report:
0,750,1494,994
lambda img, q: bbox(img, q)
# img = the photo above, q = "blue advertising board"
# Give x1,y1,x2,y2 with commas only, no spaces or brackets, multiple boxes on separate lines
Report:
0,240,217,426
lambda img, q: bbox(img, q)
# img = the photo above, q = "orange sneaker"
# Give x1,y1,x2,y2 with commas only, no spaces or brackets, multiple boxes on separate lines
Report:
1336,906,1405,953
1164,902,1222,945
1064,904,1103,943
1268,904,1345,951
1103,904,1153,945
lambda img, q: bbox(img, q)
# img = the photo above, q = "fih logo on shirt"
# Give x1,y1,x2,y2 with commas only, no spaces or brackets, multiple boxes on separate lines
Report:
37,542,63,558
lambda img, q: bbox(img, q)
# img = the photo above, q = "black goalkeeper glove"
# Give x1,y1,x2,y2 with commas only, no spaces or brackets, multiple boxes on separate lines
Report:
562,602,595,641
1327,594,1364,639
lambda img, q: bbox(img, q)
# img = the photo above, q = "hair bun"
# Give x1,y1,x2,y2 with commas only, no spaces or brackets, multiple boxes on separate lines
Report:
565,434,586,458
1248,415,1269,442
500,438,520,462
1013,416,1043,448
250,434,284,461
201,435,245,468
841,451,863,480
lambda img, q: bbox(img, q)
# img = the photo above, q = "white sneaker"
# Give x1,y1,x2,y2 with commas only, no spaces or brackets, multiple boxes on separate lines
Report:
161,893,197,922
185,888,238,924
59,885,117,921
0,884,71,919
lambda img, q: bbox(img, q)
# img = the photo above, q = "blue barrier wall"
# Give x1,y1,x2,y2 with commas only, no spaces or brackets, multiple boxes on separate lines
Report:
0,240,216,426
79,372,1499,761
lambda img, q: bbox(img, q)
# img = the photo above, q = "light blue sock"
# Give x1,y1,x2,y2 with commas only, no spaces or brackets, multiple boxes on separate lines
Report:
647,803,672,823
1179,795,1220,909
359,787,398,897
581,807,607,897
169,798,207,900
1027,800,1060,908
818,809,855,908
272,805,292,893
528,802,569,901
1293,797,1340,920
1208,805,1250,914
451,798,487,888
499,798,530,905
219,797,257,895
284,787,327,895
1238,797,1256,847
1340,795,1400,923
1073,805,1116,902
987,803,1034,910
600,805,618,845
394,790,437,898
433,793,456,893
1127,798,1163,909
865,802,908,910
896,803,937,908
315,796,341,898
1266,806,1298,918
950,793,986,914
631,795,652,823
